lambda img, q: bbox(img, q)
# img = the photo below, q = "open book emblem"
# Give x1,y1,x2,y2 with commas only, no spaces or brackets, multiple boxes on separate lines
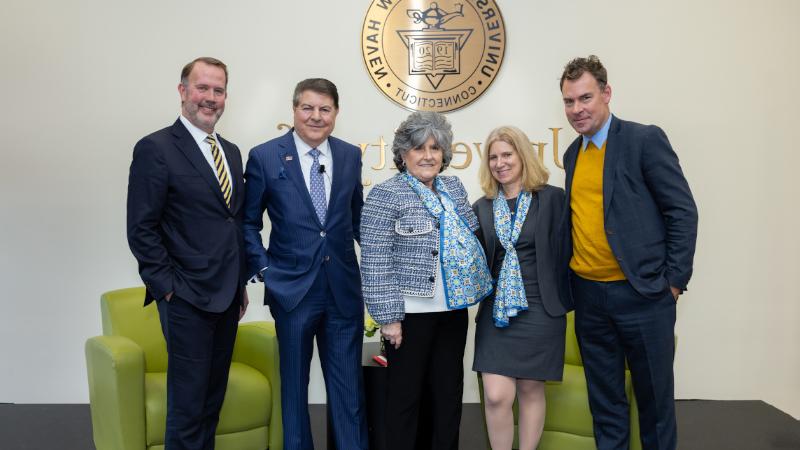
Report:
398,3,472,89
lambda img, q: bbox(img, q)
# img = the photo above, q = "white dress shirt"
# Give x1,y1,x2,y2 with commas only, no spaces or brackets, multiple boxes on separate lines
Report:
293,131,332,206
179,115,233,195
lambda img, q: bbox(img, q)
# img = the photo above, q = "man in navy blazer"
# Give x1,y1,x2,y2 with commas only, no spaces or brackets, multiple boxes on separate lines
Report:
243,78,368,450
560,56,698,450
127,57,248,449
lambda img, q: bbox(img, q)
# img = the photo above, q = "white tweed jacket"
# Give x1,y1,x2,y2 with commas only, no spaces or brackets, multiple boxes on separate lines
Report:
360,173,478,324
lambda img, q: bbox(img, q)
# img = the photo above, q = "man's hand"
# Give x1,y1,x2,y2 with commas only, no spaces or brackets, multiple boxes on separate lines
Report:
239,289,249,321
381,322,403,349
670,286,681,302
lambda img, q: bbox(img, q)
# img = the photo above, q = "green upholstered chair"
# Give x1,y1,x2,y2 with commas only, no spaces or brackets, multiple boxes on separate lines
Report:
477,311,642,450
85,287,283,450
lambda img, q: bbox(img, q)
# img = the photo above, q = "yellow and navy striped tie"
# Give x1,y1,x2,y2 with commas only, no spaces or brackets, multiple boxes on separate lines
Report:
205,134,232,208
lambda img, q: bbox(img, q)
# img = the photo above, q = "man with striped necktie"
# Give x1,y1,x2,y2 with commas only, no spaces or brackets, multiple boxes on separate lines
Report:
127,56,248,450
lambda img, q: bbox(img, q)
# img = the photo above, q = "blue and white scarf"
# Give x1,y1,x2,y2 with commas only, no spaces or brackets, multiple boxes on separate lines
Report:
403,173,493,309
492,190,532,327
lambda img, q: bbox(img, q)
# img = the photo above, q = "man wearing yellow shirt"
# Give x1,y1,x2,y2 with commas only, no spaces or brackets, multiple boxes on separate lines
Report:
560,55,698,450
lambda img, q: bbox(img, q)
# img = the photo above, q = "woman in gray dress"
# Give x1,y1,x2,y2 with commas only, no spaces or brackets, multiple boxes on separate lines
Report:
472,126,572,450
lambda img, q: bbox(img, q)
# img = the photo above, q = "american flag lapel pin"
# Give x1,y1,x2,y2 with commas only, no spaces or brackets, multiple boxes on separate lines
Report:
285,155,293,161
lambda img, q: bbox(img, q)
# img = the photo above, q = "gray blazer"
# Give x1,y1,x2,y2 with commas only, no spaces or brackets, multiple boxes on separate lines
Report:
473,184,572,318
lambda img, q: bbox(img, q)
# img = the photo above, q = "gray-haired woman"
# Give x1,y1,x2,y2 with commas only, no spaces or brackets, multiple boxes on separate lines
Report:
361,111,492,450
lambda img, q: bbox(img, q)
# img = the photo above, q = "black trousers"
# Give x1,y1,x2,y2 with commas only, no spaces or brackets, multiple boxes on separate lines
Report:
384,309,468,450
157,294,239,450
571,274,677,450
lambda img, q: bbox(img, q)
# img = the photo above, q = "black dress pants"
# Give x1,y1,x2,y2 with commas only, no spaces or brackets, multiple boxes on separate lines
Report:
157,294,239,450
384,309,468,450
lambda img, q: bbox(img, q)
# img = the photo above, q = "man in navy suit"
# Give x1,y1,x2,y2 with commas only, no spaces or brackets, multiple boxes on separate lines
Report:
127,57,248,449
243,78,368,450
560,56,698,450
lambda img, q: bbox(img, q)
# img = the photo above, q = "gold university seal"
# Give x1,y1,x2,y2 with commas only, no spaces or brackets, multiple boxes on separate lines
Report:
362,0,507,113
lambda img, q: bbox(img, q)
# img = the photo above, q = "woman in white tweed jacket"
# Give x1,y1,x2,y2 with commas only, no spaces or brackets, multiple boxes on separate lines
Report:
360,111,492,450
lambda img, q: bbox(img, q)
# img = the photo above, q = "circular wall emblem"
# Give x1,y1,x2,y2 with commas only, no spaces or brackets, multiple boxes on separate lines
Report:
361,0,507,113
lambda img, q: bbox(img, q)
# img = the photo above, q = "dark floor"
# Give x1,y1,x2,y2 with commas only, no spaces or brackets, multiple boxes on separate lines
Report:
0,401,798,449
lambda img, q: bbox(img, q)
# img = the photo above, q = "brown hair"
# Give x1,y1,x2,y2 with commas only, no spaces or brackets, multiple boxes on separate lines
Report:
559,55,607,90
180,57,228,87
293,78,340,109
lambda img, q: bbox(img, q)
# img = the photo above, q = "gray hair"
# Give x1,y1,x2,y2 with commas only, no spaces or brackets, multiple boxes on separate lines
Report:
391,111,453,172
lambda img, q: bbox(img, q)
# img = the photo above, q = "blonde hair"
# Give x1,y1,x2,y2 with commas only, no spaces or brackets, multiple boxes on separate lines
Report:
479,126,550,199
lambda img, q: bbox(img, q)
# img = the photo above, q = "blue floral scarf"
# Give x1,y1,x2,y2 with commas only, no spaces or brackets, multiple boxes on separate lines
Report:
492,190,532,327
403,173,493,309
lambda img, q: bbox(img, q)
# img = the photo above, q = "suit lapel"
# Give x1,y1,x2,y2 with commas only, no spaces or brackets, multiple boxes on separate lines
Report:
530,191,541,233
602,117,622,219
278,131,323,227
171,119,230,212
328,138,346,215
530,192,543,266
563,138,580,207
480,199,496,272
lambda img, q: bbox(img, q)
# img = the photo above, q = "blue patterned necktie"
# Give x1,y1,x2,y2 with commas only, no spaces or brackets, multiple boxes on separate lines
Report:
308,148,327,224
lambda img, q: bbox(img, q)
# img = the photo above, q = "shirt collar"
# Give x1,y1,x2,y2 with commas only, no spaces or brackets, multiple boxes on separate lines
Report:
293,130,330,158
179,115,217,147
581,114,613,151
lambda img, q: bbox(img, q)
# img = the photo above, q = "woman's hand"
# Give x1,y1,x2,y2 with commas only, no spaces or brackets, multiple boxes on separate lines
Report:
381,322,403,349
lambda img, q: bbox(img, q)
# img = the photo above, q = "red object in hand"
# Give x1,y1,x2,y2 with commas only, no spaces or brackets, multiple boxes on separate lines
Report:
372,354,388,367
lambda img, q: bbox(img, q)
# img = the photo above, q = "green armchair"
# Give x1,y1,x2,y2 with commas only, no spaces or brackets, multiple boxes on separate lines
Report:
85,287,283,450
477,311,641,450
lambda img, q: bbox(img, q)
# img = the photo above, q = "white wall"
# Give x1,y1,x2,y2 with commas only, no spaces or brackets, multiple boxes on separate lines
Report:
1,0,798,419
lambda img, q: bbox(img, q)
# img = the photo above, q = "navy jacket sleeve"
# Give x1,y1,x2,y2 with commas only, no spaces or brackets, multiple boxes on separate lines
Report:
351,151,364,245
641,126,698,290
126,137,173,300
242,147,271,278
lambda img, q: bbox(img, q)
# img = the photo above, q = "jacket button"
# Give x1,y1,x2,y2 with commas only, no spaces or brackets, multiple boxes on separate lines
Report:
227,217,234,223
429,276,435,282
606,229,614,235
320,231,326,237
324,255,330,262
432,250,438,257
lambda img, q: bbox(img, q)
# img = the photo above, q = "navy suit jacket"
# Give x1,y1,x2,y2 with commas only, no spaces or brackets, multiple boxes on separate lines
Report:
563,116,698,299
127,119,247,312
243,130,364,317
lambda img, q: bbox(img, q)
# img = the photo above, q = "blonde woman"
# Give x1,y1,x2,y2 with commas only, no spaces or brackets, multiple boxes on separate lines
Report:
472,126,572,450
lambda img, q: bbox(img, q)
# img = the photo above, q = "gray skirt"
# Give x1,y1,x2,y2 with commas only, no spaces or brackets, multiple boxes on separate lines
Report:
472,296,566,381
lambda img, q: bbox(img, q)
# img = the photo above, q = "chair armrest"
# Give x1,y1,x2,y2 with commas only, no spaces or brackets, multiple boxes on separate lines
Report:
232,321,283,450
85,335,146,450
